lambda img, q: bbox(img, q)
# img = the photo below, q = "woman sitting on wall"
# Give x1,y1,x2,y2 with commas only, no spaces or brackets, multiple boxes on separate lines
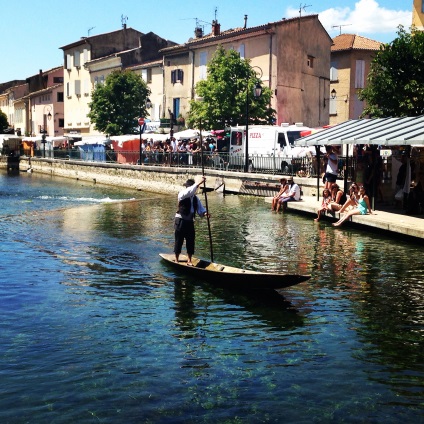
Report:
332,186,373,227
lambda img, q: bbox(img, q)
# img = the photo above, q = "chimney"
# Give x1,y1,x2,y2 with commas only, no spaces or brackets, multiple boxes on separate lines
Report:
212,20,221,36
194,27,203,38
244,15,248,29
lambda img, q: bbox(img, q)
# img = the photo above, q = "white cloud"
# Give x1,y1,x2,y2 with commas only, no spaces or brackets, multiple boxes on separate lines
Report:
287,0,411,41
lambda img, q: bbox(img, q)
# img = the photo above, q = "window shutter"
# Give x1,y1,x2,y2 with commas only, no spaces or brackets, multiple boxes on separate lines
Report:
66,54,72,70
177,69,183,83
141,69,148,81
83,49,89,64
74,51,80,68
200,52,207,80
330,66,338,81
75,80,81,96
355,60,365,88
238,44,245,59
84,79,90,95
171,70,176,84
329,96,337,115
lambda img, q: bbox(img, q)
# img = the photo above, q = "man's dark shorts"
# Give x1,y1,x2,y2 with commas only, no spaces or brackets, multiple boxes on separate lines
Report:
325,172,337,183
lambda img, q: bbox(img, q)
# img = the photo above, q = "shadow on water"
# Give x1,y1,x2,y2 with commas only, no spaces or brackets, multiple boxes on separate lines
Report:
172,276,305,332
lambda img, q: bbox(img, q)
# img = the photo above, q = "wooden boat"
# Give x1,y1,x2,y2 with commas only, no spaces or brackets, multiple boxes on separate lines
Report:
159,253,311,290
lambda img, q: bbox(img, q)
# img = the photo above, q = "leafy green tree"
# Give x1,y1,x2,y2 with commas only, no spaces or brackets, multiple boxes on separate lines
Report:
0,109,8,133
88,70,151,135
359,26,424,117
187,46,275,130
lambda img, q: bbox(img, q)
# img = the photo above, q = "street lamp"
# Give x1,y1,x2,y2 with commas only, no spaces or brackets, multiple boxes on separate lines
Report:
244,67,263,172
168,108,174,138
41,130,47,158
323,89,337,108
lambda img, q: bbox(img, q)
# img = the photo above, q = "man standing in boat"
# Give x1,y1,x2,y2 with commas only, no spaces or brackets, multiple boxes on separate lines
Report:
174,177,209,266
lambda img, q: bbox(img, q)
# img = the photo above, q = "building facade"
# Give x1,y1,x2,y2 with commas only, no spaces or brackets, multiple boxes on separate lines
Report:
160,15,332,128
60,26,176,140
329,34,382,125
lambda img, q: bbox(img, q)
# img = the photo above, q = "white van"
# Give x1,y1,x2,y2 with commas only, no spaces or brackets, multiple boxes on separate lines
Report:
229,123,316,173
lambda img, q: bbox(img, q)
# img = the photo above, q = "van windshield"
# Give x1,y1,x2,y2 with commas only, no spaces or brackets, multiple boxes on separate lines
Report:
231,131,243,146
286,131,302,147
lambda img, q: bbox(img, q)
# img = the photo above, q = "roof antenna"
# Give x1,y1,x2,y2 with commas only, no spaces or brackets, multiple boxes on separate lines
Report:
331,24,352,35
299,3,311,18
214,7,218,21
88,26,95,36
121,15,128,29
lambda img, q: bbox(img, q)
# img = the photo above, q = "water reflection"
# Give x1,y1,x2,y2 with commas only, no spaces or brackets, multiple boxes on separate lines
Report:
1,173,424,422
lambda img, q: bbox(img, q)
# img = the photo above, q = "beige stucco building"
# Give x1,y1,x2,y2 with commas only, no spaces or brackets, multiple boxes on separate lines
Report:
60,26,176,140
413,0,424,30
329,34,382,125
161,15,333,128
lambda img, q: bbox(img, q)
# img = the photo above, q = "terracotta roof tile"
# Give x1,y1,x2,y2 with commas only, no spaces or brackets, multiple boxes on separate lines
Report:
331,34,383,52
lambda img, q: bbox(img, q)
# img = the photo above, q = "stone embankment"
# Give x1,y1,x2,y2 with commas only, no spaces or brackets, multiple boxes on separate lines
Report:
2,156,422,241
10,157,321,196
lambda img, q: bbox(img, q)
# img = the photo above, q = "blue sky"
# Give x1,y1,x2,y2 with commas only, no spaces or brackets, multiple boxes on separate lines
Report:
0,0,412,83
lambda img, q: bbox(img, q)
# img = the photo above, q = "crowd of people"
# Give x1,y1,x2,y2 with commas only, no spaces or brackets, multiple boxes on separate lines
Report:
138,136,228,168
271,140,376,227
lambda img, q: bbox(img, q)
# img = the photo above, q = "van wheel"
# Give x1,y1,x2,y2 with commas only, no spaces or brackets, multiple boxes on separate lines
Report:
281,161,290,174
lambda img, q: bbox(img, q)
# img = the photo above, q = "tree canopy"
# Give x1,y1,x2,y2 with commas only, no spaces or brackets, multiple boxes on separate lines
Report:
88,70,151,135
0,109,8,133
359,26,424,117
187,46,275,130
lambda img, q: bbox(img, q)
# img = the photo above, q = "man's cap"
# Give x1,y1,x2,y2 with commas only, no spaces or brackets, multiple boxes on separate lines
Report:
184,179,195,187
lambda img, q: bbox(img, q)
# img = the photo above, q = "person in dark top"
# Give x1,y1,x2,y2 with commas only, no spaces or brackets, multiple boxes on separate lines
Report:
174,176,209,266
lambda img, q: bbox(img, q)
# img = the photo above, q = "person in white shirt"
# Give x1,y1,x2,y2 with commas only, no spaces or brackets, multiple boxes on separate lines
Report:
174,177,209,265
276,177,301,212
324,145,339,190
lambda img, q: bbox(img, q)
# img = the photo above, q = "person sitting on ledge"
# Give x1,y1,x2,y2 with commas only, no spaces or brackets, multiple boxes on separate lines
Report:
332,186,373,227
271,178,289,211
314,188,332,221
276,177,301,212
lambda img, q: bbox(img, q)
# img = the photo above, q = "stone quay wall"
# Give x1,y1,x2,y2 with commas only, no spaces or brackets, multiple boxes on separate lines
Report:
1,157,321,197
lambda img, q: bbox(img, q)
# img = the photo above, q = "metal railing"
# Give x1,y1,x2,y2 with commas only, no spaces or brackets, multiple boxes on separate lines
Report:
23,147,355,179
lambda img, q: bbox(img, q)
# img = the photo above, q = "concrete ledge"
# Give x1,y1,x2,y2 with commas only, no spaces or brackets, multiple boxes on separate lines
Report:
265,196,424,241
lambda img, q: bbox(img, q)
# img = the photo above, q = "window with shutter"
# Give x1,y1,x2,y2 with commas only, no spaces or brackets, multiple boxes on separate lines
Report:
75,80,81,96
83,49,89,64
66,54,72,70
177,69,183,83
238,44,245,59
200,52,207,80
74,51,80,68
329,96,337,115
355,60,365,88
84,79,90,95
330,66,338,82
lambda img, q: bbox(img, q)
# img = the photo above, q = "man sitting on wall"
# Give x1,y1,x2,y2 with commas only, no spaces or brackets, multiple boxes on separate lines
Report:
276,177,301,212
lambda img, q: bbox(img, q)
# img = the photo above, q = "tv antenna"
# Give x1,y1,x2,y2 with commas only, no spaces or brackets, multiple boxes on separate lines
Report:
299,3,312,18
121,15,128,28
214,7,218,21
181,17,212,27
332,24,352,35
88,26,95,36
